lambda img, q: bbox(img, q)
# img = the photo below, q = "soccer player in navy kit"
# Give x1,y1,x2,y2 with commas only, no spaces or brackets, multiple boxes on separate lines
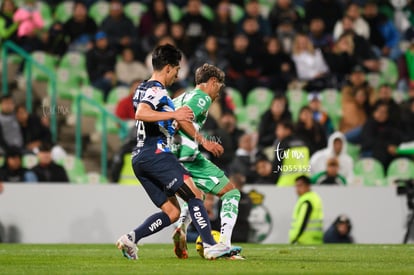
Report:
116,44,232,260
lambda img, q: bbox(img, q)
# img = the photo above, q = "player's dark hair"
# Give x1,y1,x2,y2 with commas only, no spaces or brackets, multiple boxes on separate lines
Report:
295,175,311,185
152,44,182,71
194,63,225,85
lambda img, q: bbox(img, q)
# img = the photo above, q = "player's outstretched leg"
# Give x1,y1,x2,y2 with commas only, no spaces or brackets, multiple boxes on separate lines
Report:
173,202,192,259
219,189,241,248
116,211,172,260
116,234,138,260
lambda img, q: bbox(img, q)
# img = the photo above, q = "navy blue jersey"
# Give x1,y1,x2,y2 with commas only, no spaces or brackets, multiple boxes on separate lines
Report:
132,80,176,154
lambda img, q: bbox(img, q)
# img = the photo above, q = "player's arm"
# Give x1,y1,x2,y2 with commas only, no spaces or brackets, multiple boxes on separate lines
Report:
290,201,312,244
135,102,193,122
178,119,223,157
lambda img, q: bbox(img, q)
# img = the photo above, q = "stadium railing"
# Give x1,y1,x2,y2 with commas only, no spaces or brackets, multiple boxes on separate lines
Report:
75,94,129,178
1,40,58,143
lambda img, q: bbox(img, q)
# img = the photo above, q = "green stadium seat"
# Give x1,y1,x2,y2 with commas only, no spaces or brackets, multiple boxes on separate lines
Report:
0,155,4,167
53,68,81,100
86,172,108,184
246,87,274,112
60,51,86,69
54,1,75,23
167,3,182,22
286,89,308,122
320,89,342,130
229,4,244,23
354,158,385,186
225,87,244,110
200,4,214,21
257,0,273,18
36,1,53,29
107,86,130,107
71,86,104,117
124,2,148,26
95,111,121,134
89,1,110,25
62,155,87,183
366,73,384,90
244,87,274,130
22,154,39,169
392,90,408,104
234,107,252,132
346,143,361,163
245,104,262,130
25,51,58,82
59,52,89,87
386,158,414,186
380,58,398,86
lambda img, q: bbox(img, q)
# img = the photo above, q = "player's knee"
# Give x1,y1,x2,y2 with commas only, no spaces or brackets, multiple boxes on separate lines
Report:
167,207,181,223
221,188,241,201
176,184,196,202
217,182,237,197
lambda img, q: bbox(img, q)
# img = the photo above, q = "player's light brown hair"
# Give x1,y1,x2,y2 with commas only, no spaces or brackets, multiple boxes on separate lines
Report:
194,63,225,85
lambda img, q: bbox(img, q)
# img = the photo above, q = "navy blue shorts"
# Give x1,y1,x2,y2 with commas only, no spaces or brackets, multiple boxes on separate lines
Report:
132,147,189,208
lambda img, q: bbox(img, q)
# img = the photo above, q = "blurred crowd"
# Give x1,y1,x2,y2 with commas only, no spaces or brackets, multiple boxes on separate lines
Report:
1,0,414,184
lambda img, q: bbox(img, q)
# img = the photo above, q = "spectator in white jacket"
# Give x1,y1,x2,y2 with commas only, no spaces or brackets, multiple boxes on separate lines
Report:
291,33,329,82
333,2,370,40
310,131,354,183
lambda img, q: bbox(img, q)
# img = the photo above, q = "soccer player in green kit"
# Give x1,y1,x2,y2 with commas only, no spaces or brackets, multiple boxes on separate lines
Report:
172,64,243,259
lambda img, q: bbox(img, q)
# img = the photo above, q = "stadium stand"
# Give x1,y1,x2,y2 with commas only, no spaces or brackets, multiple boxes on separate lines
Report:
1,0,414,184
354,158,386,186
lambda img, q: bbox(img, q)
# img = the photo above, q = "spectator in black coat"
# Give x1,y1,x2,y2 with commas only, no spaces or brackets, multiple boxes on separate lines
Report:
31,143,69,183
180,0,212,56
268,0,304,33
15,105,51,153
401,98,414,142
211,1,236,53
225,34,261,101
374,83,401,127
324,215,354,244
86,31,118,101
138,0,171,38
258,94,292,149
0,146,37,182
308,17,333,52
296,106,327,155
254,154,278,184
360,102,402,169
258,36,297,91
209,112,244,172
100,0,136,54
305,0,343,33
229,133,257,183
63,1,97,52
323,33,357,86
340,16,380,73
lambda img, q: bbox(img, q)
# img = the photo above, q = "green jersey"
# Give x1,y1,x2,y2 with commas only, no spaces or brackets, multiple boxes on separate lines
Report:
172,88,211,161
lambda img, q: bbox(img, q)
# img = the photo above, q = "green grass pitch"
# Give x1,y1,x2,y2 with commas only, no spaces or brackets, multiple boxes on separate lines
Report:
1,244,414,274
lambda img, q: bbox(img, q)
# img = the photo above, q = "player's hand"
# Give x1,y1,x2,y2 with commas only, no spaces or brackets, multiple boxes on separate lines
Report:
174,106,194,121
202,140,224,157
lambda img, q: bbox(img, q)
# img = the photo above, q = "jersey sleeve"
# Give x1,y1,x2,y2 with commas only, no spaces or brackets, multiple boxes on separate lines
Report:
140,86,168,110
184,92,211,118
